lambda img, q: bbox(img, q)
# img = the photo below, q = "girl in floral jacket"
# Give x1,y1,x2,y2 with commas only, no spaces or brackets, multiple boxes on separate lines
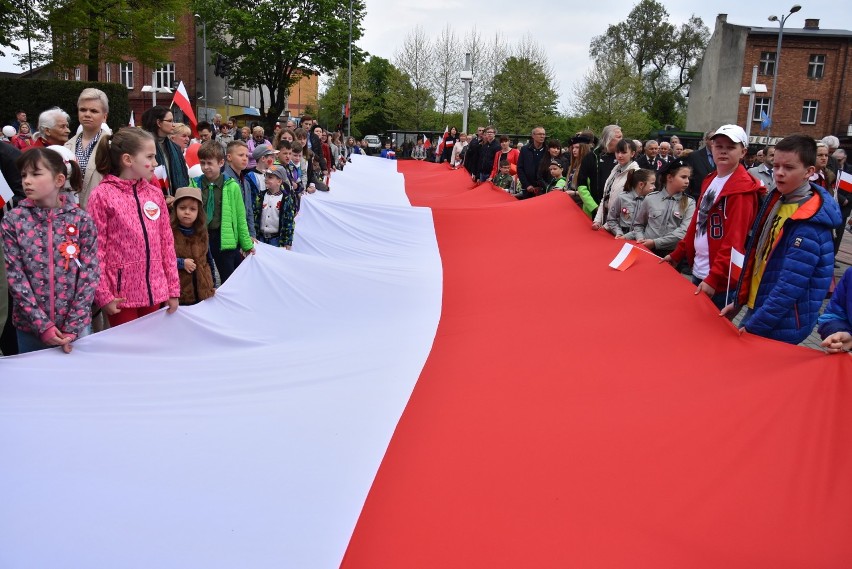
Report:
1,148,98,353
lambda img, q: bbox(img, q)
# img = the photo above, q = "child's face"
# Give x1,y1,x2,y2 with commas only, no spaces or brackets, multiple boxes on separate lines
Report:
636,179,656,196
616,148,634,165
21,160,64,207
666,167,692,193
260,154,275,170
175,198,199,227
227,146,249,172
279,148,292,164
265,173,283,192
292,151,302,164
500,165,511,176
125,139,157,180
711,138,746,172
549,164,562,178
199,157,224,181
773,150,815,195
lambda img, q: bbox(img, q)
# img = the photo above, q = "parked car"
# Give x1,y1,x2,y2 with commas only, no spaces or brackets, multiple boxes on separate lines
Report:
364,135,381,155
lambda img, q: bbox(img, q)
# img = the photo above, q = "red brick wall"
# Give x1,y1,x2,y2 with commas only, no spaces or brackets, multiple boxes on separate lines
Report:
737,34,852,139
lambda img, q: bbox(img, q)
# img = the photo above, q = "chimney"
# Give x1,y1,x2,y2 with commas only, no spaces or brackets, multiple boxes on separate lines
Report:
717,14,728,25
804,19,820,30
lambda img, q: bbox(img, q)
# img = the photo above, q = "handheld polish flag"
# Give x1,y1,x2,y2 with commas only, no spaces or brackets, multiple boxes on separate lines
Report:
726,247,746,304
609,243,640,271
0,169,15,209
422,134,431,149
838,170,852,194
434,126,448,159
153,165,170,196
171,81,198,137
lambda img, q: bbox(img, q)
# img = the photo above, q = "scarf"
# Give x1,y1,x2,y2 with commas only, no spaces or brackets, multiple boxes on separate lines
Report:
753,182,812,263
155,136,189,194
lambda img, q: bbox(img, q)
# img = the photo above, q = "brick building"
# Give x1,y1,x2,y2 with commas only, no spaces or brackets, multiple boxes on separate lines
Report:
687,14,852,145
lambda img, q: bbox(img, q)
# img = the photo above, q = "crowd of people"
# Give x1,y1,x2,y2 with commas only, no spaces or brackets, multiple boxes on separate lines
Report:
1,89,851,356
0,88,360,356
433,122,852,353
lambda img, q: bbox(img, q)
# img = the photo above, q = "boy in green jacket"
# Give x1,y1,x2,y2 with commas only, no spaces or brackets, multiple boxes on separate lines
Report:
191,141,254,284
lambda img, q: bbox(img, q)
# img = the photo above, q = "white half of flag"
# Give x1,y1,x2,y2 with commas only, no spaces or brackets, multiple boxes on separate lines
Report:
731,247,745,269
0,168,15,208
609,242,639,271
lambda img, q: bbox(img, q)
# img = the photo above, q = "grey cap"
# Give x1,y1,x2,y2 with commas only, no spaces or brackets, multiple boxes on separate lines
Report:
266,165,286,180
252,143,278,161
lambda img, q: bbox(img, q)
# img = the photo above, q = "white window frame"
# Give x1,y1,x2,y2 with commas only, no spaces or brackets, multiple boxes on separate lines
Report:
120,62,134,90
105,63,112,82
154,14,176,39
753,97,771,121
155,62,176,90
808,54,825,79
74,67,81,81
759,51,776,76
801,100,818,125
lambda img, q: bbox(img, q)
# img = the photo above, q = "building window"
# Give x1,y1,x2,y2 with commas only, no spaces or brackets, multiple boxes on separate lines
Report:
753,97,771,121
155,62,176,90
74,68,81,81
120,62,133,89
801,100,818,124
154,14,176,39
808,54,825,79
63,71,69,81
759,51,776,76
105,63,112,82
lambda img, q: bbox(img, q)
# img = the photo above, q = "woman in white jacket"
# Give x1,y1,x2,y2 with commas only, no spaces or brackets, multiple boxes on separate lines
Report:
592,139,639,230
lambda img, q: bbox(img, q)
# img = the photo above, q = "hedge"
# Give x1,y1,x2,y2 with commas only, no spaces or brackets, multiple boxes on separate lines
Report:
0,78,131,133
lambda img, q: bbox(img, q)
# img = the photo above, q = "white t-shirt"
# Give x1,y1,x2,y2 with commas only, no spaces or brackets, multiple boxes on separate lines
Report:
692,172,732,280
260,192,284,235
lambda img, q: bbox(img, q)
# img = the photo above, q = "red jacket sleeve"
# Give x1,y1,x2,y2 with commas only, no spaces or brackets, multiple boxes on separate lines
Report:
703,192,758,292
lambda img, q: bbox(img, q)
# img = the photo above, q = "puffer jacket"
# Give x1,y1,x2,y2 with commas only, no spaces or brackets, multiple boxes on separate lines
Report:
818,267,851,338
735,183,842,344
1,195,99,337
87,174,180,309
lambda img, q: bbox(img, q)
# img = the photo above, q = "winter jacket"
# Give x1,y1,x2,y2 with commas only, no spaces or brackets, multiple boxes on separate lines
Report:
246,137,272,170
633,189,696,255
490,148,520,179
576,147,618,209
818,267,852,338
734,184,842,344
223,164,257,238
1,195,99,338
606,190,645,238
87,175,180,309
478,139,501,178
669,165,762,292
517,142,546,191
594,161,639,226
191,174,254,252
747,163,775,192
172,222,215,306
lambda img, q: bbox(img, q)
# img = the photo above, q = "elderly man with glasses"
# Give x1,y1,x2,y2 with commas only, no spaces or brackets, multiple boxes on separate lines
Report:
517,126,548,199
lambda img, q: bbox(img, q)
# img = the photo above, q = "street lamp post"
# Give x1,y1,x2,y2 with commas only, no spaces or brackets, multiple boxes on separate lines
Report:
766,4,801,140
194,15,208,123
347,0,352,138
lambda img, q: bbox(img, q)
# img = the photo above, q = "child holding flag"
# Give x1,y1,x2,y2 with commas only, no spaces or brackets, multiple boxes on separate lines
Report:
724,134,842,344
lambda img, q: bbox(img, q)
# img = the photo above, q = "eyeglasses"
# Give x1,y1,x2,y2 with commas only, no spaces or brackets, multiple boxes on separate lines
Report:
161,118,174,123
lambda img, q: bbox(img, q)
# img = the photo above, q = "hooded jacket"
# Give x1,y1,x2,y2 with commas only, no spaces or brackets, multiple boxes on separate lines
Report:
1,195,99,338
172,214,215,306
818,267,852,339
733,183,842,344
87,175,180,309
669,164,763,292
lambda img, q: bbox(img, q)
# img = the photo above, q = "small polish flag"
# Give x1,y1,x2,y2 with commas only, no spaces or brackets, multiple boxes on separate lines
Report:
153,165,170,195
434,126,448,158
0,169,15,209
171,81,198,137
839,170,852,194
730,247,745,280
609,243,640,271
423,134,431,149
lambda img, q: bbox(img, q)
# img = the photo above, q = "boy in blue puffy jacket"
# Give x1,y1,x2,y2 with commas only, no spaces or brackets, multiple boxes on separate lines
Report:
729,134,842,344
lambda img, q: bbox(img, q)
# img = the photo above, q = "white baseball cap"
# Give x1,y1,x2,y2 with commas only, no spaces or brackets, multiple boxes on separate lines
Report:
712,124,748,146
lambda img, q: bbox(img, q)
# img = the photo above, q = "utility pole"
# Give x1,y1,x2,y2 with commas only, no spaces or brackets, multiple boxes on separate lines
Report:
461,52,472,134
347,0,352,138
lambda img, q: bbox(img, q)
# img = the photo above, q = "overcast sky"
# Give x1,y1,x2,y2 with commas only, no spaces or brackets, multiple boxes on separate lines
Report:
3,1,851,109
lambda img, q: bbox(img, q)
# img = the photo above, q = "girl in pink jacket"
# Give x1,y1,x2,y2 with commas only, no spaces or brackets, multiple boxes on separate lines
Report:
87,127,180,327
1,148,98,353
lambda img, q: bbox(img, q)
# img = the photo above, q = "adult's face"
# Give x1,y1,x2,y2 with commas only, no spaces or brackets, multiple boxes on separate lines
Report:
484,128,495,143
78,98,107,134
765,147,775,166
171,130,190,149
659,142,670,157
500,139,509,150
157,112,175,137
199,129,212,142
302,119,313,131
531,128,546,147
548,146,559,157
816,146,829,169
645,141,659,158
17,111,26,122
673,143,683,157
606,129,623,153
286,120,297,130
44,115,71,144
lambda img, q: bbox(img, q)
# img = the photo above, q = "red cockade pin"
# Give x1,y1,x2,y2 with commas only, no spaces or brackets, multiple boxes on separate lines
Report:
65,223,78,238
59,240,82,270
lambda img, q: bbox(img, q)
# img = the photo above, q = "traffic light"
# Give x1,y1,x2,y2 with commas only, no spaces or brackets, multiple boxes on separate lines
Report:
214,54,230,78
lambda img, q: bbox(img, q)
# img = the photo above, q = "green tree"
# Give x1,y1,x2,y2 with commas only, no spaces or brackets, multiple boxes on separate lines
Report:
486,56,558,135
571,57,652,139
589,0,708,128
27,0,187,80
193,0,366,130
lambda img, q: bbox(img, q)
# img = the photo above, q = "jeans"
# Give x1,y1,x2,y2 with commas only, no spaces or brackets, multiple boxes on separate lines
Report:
17,325,92,354
209,229,242,284
259,235,280,247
